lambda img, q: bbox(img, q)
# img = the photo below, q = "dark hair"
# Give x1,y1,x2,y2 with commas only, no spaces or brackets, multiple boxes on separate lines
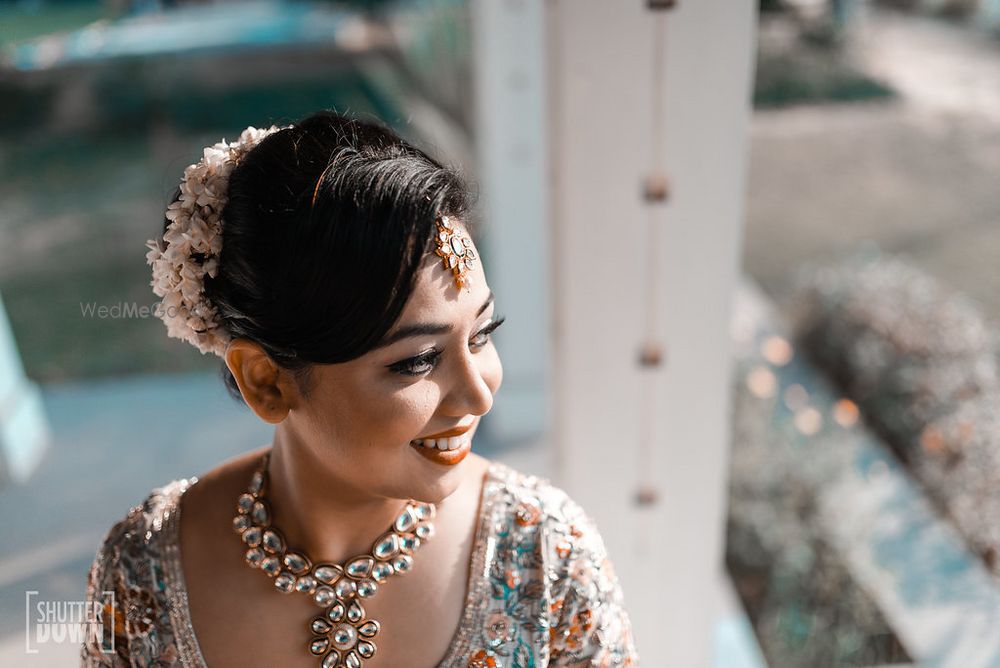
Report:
162,110,475,404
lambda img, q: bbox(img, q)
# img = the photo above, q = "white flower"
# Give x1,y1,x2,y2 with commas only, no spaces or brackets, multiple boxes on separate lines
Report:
144,124,287,357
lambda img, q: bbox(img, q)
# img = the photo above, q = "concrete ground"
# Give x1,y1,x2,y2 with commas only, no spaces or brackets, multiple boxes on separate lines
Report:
745,8,1000,322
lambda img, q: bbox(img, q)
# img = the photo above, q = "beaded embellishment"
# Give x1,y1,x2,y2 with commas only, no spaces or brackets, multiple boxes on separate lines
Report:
233,452,436,668
433,215,477,289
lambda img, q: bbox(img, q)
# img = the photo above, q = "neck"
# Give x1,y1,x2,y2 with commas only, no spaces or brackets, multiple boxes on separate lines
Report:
263,426,411,564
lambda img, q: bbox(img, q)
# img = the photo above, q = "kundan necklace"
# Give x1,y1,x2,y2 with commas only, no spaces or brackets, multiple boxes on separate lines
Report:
232,451,436,668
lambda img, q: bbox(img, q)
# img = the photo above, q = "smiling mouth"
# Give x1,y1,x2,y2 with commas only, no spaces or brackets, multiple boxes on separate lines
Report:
417,421,474,440
410,421,474,452
410,434,468,451
409,431,473,464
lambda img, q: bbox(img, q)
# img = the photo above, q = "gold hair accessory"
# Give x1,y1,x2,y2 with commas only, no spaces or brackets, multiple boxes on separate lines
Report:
433,216,477,289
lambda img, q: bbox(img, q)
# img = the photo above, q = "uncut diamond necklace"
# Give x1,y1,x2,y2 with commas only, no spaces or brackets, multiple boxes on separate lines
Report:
232,451,436,668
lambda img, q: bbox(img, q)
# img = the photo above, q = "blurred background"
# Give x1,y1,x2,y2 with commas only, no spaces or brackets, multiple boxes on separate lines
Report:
1,0,999,666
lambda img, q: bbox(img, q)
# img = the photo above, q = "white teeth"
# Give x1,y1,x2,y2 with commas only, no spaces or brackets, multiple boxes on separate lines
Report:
411,436,466,451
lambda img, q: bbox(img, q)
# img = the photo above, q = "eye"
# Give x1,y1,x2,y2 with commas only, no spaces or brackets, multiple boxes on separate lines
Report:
388,349,442,377
470,316,506,349
386,316,506,378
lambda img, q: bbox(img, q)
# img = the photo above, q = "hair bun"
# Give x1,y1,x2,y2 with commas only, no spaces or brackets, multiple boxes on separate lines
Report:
145,125,287,357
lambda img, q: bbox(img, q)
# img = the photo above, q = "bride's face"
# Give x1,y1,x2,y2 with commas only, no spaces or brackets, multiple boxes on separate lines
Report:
286,230,503,503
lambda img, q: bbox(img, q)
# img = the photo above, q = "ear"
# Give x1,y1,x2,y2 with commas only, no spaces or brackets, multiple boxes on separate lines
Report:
224,339,298,423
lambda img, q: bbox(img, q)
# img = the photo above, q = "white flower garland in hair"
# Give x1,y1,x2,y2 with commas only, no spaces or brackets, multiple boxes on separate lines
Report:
144,125,287,357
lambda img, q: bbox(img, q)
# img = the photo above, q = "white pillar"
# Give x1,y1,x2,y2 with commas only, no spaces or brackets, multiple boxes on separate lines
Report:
471,0,550,445
544,2,757,665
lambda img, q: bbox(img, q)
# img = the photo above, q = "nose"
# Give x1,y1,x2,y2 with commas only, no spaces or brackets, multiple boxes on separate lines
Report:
442,348,494,417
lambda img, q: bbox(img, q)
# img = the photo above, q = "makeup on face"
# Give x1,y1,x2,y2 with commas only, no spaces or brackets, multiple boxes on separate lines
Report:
385,315,505,378
377,241,501,470
408,433,473,465
389,306,496,466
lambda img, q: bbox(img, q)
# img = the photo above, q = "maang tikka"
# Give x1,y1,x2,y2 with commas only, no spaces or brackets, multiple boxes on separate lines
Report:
433,216,477,289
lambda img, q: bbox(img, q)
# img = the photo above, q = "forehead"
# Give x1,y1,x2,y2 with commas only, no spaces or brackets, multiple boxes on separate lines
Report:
397,230,490,321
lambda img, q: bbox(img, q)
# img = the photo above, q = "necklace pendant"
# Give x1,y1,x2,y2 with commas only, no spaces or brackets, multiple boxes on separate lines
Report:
308,597,380,667
234,452,434,667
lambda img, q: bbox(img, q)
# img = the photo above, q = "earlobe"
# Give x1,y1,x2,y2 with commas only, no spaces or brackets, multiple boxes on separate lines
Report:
224,339,293,424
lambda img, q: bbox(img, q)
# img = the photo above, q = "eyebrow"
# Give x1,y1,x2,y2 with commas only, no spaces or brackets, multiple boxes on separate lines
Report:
376,291,495,350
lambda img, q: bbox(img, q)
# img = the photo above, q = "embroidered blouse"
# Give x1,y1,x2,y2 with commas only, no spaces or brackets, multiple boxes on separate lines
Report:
80,460,639,667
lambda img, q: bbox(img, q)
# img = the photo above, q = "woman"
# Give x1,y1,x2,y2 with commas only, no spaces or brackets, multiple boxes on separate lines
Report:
81,111,638,667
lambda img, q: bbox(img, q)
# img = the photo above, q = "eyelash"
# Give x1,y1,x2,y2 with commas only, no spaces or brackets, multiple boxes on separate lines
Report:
389,316,506,377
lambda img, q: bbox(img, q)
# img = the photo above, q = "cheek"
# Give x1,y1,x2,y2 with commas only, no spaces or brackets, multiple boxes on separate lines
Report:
369,382,441,441
308,373,439,445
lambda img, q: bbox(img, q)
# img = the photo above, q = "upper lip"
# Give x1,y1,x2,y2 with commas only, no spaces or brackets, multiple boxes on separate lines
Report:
417,421,474,440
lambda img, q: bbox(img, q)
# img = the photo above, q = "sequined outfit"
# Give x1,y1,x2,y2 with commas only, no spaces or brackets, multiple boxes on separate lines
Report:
81,461,639,667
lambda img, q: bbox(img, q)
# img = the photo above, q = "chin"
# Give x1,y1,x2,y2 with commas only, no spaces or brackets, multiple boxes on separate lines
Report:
407,464,467,505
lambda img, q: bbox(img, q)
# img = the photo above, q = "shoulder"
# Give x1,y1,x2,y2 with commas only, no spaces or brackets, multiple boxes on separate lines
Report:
483,461,618,595
81,478,194,666
87,476,195,591
472,464,638,668
95,477,195,565
487,461,609,559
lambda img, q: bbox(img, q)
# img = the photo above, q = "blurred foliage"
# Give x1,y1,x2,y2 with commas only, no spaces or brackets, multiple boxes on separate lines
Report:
753,0,896,108
728,521,911,667
759,0,787,13
753,7,895,109
728,337,913,666
164,78,396,135
754,49,894,108
0,79,56,129
790,253,1000,581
